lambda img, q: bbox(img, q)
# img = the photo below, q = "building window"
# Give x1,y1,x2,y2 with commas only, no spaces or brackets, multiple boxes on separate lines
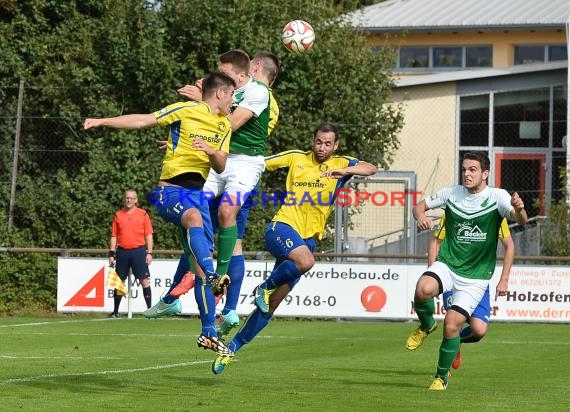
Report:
458,85,566,215
399,47,429,68
460,94,489,146
514,44,567,64
493,88,550,147
549,45,568,62
466,46,492,67
433,47,462,67
397,45,492,70
514,45,544,64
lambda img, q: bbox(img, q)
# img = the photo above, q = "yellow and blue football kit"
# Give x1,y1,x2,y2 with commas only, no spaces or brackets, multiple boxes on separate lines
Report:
151,100,231,238
262,150,359,289
265,150,358,240
217,149,363,363
150,100,232,289
154,101,231,181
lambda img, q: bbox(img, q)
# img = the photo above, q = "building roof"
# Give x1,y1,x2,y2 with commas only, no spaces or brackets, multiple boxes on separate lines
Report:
394,60,568,87
347,0,570,32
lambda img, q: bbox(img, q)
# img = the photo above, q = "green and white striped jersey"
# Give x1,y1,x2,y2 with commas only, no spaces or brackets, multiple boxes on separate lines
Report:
230,78,271,156
425,185,513,280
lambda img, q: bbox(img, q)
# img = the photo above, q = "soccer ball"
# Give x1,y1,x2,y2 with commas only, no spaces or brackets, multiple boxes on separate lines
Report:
282,20,315,54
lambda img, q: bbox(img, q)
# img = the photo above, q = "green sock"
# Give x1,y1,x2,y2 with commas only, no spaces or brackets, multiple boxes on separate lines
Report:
216,225,237,275
414,297,435,331
436,336,460,379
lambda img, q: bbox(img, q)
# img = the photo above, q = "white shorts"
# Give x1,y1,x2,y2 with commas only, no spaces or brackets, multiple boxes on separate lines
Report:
204,153,265,199
426,261,489,317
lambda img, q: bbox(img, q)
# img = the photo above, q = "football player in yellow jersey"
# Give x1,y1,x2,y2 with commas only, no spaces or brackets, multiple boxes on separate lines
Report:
161,51,280,338
84,72,236,358
430,215,514,372
210,123,378,375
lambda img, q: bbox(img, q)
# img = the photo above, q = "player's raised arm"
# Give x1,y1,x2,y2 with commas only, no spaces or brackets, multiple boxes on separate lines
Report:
321,161,377,179
177,81,203,101
84,114,157,130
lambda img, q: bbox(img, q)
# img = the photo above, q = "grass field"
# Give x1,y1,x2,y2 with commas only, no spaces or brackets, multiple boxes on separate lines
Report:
0,315,568,411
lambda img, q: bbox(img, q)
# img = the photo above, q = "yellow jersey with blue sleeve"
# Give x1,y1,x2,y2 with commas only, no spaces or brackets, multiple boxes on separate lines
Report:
265,150,359,240
434,214,511,240
153,101,231,180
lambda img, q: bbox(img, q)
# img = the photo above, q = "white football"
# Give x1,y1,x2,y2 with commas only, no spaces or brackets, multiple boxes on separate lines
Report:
282,20,315,54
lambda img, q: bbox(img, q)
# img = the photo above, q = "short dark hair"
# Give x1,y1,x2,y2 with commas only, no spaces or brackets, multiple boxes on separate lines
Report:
463,151,490,172
201,72,236,98
313,123,339,142
218,49,250,74
252,51,280,83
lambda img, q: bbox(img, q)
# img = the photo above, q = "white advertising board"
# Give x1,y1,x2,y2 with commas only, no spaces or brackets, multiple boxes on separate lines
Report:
57,258,570,322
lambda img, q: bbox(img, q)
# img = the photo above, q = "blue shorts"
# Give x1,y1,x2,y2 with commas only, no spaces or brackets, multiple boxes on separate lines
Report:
115,246,150,281
149,186,214,248
443,285,491,324
264,221,316,289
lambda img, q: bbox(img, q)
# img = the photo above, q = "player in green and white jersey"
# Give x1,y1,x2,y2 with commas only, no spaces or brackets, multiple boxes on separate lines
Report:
407,151,527,391
431,215,514,372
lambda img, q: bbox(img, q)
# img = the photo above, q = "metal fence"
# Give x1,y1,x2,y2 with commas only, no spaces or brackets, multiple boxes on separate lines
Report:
334,171,417,258
1,83,90,227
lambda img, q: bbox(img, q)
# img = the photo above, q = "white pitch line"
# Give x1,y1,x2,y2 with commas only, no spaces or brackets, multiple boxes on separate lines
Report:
2,360,213,384
0,332,198,338
0,355,124,360
0,319,111,328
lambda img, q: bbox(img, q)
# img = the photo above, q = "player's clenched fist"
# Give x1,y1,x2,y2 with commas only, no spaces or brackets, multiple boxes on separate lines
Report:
511,192,524,211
